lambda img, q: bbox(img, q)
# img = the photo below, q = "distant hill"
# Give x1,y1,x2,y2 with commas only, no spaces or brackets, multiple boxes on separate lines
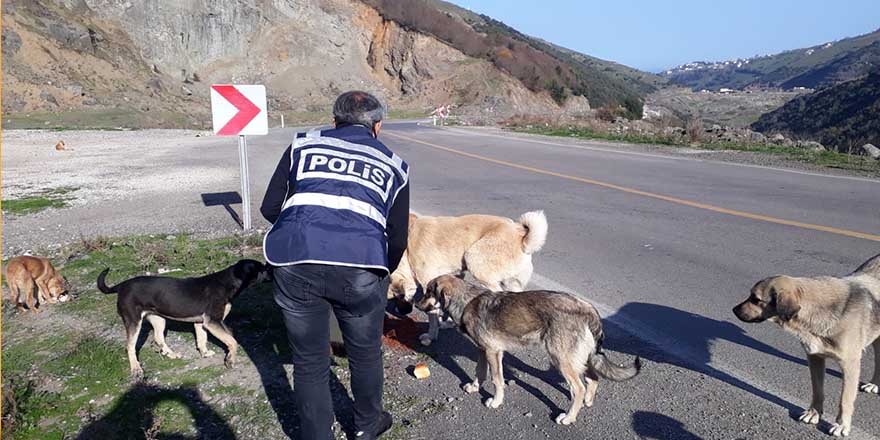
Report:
363,0,662,118
751,71,880,151
662,30,880,91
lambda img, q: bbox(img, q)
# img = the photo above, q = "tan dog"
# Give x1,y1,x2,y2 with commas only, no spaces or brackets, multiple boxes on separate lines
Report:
416,275,641,425
389,210,548,345
5,256,70,312
733,253,880,437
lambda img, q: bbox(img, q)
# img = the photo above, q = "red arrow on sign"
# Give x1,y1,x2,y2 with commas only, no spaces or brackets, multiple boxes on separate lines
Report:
211,85,262,135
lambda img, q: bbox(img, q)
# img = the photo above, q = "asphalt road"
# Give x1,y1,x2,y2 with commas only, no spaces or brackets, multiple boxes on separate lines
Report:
377,122,880,440
4,121,880,439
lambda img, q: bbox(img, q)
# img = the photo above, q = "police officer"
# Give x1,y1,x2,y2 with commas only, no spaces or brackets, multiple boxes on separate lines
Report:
261,91,409,440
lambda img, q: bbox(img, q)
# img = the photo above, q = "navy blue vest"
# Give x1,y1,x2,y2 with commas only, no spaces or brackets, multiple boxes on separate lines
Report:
263,125,409,272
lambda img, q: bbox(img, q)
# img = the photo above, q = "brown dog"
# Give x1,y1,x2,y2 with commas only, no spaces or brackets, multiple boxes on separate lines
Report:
416,275,641,425
5,256,70,312
733,253,880,437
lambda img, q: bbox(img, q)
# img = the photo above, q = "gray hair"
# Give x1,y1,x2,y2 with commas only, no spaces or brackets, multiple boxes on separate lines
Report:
332,91,386,127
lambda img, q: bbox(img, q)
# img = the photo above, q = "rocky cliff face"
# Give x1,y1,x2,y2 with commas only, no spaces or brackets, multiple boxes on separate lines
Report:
3,0,561,126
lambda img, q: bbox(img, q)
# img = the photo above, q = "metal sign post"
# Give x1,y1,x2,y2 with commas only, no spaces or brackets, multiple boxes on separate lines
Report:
209,84,268,231
237,135,252,230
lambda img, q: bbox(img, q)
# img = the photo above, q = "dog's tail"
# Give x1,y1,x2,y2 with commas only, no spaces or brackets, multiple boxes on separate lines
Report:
96,268,118,294
517,210,548,255
588,352,642,382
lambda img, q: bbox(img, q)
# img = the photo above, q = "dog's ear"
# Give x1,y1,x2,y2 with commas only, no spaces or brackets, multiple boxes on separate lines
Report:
435,275,464,304
774,278,802,321
751,277,772,297
425,277,441,300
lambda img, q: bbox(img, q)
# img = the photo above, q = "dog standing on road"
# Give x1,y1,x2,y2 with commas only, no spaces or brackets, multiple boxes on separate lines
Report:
97,259,267,379
416,275,641,425
733,253,880,437
5,256,69,312
389,210,548,345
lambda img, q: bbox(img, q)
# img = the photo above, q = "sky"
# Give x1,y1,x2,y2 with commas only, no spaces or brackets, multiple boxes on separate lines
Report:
454,0,880,72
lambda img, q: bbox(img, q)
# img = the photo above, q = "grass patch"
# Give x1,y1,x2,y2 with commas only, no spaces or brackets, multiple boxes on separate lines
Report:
276,109,428,128
3,336,190,440
2,334,73,378
170,366,228,387
387,109,429,120
58,233,264,324
2,197,66,214
2,233,268,438
515,126,880,174
3,109,208,130
2,186,79,215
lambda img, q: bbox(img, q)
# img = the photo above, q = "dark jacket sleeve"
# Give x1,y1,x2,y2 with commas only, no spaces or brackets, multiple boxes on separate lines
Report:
386,183,410,273
260,145,292,224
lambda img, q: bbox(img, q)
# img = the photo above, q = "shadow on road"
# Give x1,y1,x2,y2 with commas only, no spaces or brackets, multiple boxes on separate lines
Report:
601,302,832,417
229,283,357,439
77,383,236,439
632,411,704,440
201,192,243,228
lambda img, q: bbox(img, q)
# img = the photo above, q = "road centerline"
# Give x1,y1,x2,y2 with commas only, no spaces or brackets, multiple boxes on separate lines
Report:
386,130,880,243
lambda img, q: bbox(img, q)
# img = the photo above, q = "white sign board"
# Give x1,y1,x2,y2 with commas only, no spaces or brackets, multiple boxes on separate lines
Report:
210,84,268,136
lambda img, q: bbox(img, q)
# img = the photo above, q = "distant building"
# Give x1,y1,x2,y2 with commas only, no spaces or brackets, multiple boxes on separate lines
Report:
718,88,735,94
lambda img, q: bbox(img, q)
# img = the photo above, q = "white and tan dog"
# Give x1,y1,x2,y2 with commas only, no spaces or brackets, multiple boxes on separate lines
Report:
734,253,880,437
389,210,548,345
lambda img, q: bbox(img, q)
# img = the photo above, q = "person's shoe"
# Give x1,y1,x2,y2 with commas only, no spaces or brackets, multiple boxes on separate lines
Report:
355,411,393,439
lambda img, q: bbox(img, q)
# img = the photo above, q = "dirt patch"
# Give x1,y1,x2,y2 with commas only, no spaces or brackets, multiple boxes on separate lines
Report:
382,316,428,352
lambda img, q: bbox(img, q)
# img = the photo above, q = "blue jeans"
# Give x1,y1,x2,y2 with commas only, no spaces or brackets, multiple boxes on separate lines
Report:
273,264,388,440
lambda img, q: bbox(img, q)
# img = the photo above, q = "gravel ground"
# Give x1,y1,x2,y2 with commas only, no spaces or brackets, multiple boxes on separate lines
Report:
2,128,284,255
2,129,216,202
3,125,880,439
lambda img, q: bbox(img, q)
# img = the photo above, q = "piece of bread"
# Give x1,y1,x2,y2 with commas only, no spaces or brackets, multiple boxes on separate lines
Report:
413,363,430,379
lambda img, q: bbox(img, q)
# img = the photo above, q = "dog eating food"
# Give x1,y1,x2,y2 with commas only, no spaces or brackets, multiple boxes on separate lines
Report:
416,275,641,425
5,256,69,313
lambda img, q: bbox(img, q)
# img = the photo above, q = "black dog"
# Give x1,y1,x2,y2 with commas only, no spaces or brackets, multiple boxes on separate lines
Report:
97,259,267,379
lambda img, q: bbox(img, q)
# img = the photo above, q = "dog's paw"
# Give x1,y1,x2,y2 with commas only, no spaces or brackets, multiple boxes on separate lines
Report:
584,394,595,408
829,423,851,437
160,348,182,359
798,408,821,425
224,355,236,369
555,412,576,425
419,334,433,346
200,349,217,358
860,382,879,394
463,382,480,394
484,396,503,409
